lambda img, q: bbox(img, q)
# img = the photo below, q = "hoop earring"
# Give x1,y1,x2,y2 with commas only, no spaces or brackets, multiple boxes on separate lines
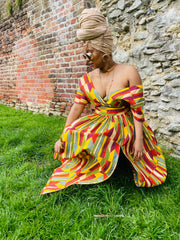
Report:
102,54,109,62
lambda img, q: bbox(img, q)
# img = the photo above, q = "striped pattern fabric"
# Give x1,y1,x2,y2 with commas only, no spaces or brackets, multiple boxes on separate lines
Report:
41,73,167,194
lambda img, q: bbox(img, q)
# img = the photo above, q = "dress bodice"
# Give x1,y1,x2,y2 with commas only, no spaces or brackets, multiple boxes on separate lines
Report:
74,73,145,122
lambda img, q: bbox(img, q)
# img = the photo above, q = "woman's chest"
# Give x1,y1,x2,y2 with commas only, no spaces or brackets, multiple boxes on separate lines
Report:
91,72,128,99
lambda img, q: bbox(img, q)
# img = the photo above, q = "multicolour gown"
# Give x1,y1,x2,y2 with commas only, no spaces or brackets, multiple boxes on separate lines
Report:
41,73,167,194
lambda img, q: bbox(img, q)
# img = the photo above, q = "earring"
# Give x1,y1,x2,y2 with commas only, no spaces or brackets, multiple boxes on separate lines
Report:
102,54,109,62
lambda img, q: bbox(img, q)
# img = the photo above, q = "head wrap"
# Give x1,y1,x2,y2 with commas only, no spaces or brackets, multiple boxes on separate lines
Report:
77,8,113,55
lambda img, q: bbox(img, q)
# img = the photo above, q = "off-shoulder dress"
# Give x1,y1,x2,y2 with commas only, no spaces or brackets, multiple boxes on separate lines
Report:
41,73,167,194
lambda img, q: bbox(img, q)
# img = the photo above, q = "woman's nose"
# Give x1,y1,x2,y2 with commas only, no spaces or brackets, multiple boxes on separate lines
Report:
86,59,90,65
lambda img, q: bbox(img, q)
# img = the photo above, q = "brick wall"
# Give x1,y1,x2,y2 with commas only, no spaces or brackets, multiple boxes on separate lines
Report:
0,0,94,115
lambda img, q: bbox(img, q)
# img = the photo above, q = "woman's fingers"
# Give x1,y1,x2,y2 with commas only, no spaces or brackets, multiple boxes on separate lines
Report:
132,142,145,161
133,151,137,161
133,151,144,161
54,139,61,153
131,145,135,155
138,151,142,159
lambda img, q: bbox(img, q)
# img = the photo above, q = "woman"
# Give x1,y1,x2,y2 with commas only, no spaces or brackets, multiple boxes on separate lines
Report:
41,8,167,194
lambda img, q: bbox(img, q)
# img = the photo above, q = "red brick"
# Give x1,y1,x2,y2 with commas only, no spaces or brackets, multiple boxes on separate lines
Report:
0,0,92,116
71,19,76,24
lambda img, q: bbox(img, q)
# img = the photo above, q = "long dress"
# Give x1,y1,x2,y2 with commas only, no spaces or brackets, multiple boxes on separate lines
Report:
41,73,167,194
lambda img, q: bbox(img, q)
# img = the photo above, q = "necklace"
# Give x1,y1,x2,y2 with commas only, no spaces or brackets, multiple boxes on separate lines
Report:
100,63,117,73
106,63,117,72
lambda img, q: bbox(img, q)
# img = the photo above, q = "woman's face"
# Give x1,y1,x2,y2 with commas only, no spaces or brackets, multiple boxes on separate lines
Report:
83,43,104,70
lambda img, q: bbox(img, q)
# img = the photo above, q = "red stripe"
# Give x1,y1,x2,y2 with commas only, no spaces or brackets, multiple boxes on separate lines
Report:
148,176,157,186
89,163,100,171
144,156,156,171
133,92,143,98
65,173,84,186
122,114,127,127
82,174,96,181
113,122,120,142
101,138,110,158
101,161,110,173
79,132,84,146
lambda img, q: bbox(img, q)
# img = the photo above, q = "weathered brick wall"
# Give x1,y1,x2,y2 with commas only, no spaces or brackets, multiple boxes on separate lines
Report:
0,0,94,115
0,0,30,107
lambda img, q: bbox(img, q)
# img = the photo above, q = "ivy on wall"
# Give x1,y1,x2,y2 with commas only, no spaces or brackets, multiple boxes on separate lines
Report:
16,0,22,9
6,0,22,16
7,2,13,16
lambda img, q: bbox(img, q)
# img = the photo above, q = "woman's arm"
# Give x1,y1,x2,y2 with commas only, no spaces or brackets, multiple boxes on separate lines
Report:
132,118,144,160
127,66,145,160
65,103,85,126
54,103,85,153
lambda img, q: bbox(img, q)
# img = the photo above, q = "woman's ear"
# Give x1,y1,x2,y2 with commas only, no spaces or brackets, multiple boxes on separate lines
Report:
102,54,110,62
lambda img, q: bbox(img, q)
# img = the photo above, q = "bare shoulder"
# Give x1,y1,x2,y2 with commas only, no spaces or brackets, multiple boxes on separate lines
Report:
114,64,142,87
117,64,142,86
116,64,138,74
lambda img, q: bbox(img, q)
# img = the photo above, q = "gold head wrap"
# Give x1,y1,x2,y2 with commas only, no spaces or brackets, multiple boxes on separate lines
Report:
77,8,113,55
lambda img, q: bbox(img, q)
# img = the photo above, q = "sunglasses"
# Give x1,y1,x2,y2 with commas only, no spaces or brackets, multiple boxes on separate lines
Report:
83,52,93,60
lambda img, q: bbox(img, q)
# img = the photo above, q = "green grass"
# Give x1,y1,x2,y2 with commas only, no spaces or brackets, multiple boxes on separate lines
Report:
0,104,179,240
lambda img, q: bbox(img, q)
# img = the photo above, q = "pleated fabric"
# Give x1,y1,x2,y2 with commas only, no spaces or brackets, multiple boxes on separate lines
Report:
41,73,167,194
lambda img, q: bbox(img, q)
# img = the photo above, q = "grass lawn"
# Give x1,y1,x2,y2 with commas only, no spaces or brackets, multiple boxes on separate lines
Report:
0,104,179,240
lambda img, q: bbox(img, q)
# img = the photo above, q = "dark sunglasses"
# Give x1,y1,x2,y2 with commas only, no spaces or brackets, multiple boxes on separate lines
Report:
83,52,93,60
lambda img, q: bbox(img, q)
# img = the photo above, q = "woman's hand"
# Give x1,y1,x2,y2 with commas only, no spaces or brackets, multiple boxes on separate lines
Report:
132,138,144,161
54,139,62,153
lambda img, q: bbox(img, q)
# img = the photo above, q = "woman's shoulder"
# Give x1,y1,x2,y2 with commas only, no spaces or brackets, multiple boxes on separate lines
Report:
115,64,138,73
115,64,142,85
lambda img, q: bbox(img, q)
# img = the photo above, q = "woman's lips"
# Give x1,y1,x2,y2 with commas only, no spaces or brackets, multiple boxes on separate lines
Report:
86,62,93,72
86,61,93,68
